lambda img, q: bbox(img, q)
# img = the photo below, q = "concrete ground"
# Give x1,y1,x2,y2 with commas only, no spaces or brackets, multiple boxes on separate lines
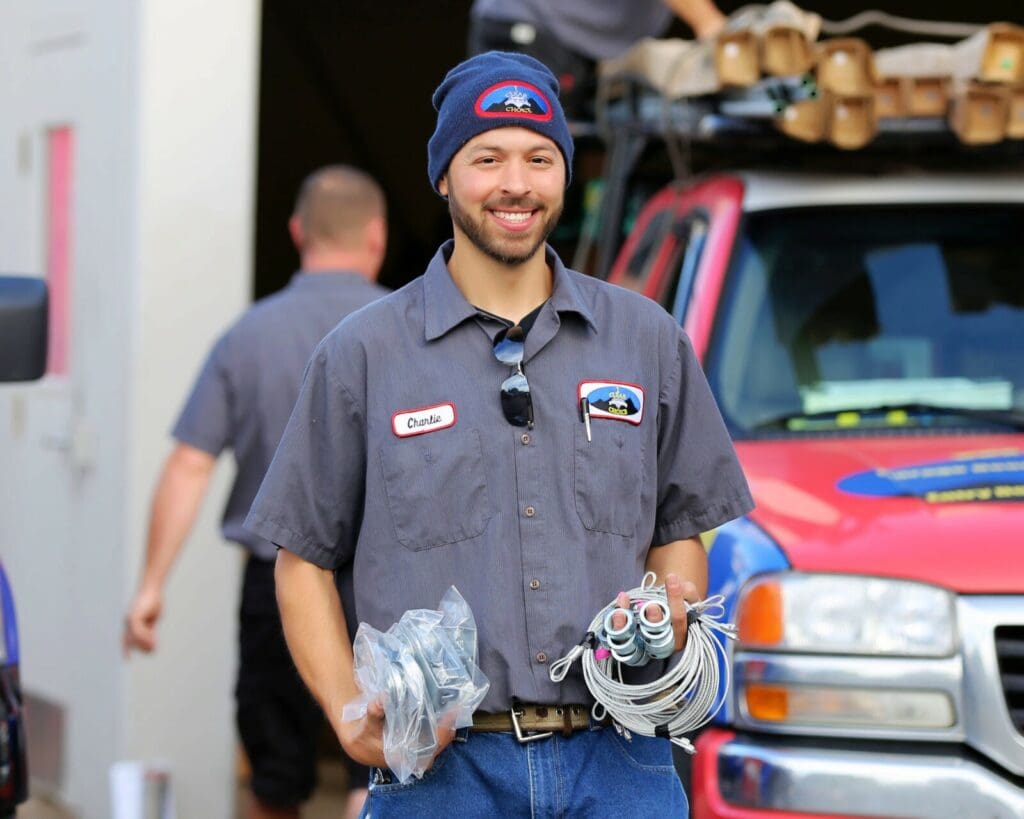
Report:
16,755,354,818
17,798,68,819
17,796,72,818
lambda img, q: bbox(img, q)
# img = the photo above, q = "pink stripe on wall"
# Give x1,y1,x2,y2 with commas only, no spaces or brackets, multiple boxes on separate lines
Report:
46,127,73,375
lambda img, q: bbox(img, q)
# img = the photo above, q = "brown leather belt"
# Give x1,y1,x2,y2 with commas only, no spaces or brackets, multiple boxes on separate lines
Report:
471,703,594,742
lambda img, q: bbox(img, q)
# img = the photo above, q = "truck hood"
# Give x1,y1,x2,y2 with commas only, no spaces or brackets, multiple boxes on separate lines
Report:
735,435,1024,594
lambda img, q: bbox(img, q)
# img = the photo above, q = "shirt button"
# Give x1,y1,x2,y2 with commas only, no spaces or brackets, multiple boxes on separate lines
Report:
536,652,548,664
529,579,540,590
524,506,536,517
521,433,531,445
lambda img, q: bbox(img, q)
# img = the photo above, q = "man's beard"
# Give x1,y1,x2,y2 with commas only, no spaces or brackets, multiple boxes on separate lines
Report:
448,189,563,266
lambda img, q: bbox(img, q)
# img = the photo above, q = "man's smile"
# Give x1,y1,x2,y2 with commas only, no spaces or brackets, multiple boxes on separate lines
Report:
489,209,539,231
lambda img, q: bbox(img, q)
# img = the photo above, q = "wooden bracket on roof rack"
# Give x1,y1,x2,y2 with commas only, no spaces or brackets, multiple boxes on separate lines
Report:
585,9,1024,280
950,82,1011,144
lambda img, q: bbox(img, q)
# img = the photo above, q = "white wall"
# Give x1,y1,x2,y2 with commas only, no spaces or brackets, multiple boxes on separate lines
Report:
0,1,260,816
123,0,260,816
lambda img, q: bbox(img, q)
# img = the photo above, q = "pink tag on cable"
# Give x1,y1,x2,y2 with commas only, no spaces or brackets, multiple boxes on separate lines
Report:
595,647,611,660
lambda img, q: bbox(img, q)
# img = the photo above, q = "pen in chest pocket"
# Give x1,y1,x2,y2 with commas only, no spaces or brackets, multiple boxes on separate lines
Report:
579,396,592,443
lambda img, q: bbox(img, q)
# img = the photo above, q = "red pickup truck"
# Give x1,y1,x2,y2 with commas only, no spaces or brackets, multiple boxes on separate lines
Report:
608,170,1024,818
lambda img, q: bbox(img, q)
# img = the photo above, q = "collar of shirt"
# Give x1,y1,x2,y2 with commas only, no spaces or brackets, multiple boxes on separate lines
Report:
474,301,545,339
288,270,369,289
423,240,596,344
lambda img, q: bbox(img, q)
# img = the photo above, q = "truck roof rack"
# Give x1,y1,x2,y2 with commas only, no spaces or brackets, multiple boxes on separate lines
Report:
579,10,1024,278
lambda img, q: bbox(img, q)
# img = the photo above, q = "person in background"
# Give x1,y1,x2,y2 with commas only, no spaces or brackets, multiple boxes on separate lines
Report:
468,0,727,118
123,165,389,819
247,52,752,817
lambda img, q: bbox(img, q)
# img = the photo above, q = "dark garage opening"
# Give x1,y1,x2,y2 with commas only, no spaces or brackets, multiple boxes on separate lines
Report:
254,1,473,298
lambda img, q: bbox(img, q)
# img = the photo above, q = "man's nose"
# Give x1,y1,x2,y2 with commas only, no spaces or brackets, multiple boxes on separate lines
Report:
500,160,532,195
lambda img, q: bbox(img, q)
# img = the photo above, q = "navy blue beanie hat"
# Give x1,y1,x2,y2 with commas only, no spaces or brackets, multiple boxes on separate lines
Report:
428,51,574,192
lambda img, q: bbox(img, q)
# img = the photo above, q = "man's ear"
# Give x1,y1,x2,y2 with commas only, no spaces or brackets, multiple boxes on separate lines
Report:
287,215,303,252
437,175,449,198
365,215,387,257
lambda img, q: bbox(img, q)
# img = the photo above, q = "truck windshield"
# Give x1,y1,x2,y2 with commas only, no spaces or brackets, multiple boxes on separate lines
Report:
706,205,1024,438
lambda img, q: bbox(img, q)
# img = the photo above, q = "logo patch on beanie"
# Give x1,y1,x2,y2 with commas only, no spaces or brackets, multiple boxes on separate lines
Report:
474,81,553,122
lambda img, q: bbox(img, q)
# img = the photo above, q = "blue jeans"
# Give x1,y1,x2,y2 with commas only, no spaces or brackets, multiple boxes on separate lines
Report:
360,727,688,818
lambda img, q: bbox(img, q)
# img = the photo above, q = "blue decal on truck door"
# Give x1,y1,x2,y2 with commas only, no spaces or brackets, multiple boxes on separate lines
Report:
839,453,1024,503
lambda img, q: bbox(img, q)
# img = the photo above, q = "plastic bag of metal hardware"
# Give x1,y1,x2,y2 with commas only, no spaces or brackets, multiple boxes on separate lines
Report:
343,587,490,782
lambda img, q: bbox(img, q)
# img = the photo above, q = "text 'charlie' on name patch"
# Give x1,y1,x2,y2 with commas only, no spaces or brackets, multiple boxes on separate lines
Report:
392,402,457,438
579,381,645,425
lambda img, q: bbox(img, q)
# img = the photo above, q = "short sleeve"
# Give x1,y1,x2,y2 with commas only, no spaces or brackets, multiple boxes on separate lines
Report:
172,334,234,456
244,345,366,569
653,328,754,545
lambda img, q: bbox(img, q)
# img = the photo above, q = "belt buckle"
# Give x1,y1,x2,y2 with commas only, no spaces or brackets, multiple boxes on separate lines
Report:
510,702,553,744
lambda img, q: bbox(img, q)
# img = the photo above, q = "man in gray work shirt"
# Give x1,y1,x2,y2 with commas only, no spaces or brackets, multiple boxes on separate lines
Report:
124,166,388,819
247,53,752,817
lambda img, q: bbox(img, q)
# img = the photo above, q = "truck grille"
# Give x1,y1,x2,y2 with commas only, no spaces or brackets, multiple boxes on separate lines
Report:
995,625,1024,735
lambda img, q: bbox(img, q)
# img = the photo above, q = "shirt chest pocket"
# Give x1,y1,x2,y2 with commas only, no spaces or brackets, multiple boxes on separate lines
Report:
379,428,492,551
574,424,646,538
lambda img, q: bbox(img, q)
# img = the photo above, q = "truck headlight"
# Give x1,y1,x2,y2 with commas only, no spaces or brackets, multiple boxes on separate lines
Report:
736,573,957,657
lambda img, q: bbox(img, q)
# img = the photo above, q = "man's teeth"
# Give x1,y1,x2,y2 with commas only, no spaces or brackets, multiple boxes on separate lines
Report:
493,211,532,222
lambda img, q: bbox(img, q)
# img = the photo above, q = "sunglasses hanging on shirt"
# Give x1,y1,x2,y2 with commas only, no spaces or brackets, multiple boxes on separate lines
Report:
492,324,534,428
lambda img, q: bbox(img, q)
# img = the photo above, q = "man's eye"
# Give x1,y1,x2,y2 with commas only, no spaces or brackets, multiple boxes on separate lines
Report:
476,157,498,165
530,156,552,165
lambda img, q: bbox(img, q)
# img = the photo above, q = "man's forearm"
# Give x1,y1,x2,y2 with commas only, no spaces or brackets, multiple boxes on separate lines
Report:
663,0,727,39
645,535,708,597
140,443,216,590
275,548,357,733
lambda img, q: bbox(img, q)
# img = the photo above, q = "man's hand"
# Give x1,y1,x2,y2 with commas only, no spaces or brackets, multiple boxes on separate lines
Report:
334,697,457,772
123,584,163,656
336,698,388,768
664,572,699,651
123,443,216,659
610,573,699,652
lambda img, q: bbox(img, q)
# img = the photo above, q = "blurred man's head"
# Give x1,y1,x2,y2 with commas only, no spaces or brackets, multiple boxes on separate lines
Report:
289,165,387,278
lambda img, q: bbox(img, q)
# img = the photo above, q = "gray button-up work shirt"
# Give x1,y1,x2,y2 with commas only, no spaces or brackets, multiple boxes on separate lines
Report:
174,271,388,560
246,243,753,708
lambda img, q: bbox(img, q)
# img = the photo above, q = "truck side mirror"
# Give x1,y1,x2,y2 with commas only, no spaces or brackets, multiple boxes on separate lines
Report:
0,276,48,382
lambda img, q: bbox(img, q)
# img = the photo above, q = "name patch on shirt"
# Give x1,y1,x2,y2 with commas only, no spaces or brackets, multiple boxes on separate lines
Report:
392,402,457,438
579,381,645,425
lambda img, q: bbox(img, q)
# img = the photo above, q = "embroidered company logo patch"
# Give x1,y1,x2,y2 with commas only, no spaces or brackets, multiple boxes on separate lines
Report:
579,381,644,425
474,81,553,121
392,402,456,438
